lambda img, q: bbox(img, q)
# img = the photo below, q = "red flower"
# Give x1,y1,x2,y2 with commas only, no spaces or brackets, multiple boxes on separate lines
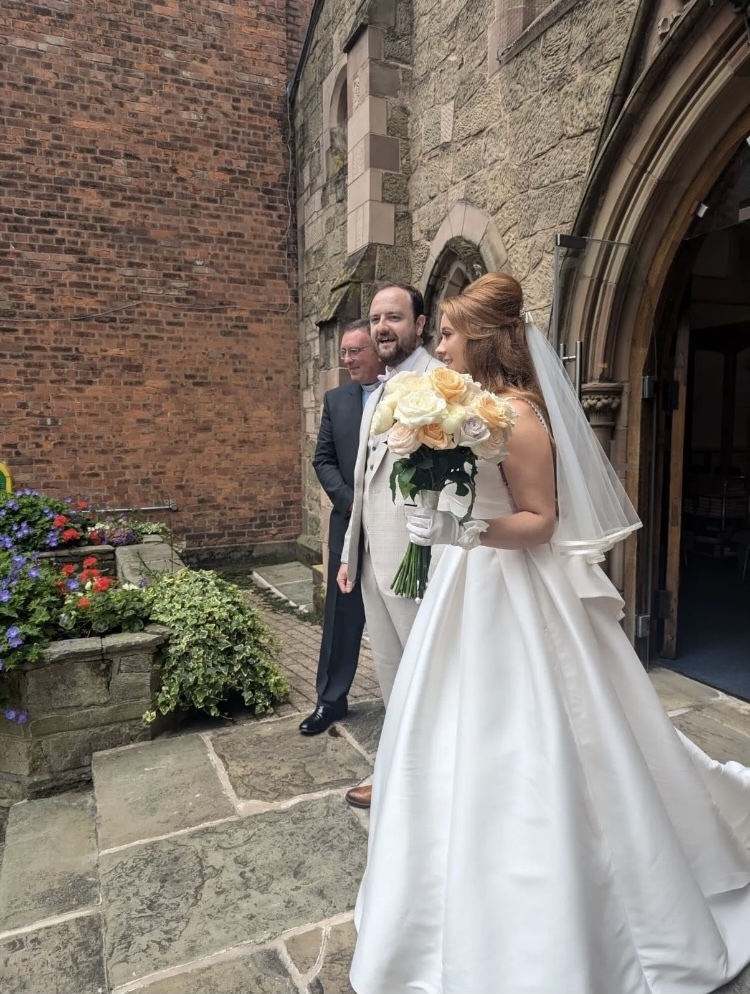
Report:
61,528,80,542
78,597,91,609
53,514,68,527
76,501,88,510
80,568,97,582
93,576,114,593
61,564,76,576
56,580,67,594
82,556,98,568
87,532,103,545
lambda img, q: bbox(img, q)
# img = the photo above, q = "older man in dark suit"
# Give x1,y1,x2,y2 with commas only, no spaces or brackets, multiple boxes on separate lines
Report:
299,319,386,735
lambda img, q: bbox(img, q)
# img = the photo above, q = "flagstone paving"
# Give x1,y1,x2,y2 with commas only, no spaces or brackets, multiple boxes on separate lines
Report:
1,580,750,994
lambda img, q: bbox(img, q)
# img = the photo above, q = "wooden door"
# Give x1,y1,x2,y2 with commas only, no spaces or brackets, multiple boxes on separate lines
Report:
660,313,690,658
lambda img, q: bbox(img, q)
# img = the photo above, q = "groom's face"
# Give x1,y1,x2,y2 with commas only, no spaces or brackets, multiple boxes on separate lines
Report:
369,287,426,367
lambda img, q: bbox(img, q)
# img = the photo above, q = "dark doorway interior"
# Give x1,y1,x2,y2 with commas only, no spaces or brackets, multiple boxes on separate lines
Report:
662,213,750,698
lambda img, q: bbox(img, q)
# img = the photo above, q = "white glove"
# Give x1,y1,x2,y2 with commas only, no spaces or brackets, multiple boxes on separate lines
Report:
406,509,488,550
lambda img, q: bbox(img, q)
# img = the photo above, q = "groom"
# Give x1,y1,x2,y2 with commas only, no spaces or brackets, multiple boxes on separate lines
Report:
338,281,443,809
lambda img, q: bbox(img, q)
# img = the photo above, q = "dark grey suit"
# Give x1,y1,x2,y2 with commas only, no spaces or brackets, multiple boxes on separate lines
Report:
312,381,367,708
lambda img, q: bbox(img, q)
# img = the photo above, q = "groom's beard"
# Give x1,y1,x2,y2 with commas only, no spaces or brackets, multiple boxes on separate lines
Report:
374,328,420,367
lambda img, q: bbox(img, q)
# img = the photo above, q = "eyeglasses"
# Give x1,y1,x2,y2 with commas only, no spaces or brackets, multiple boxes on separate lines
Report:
339,346,373,359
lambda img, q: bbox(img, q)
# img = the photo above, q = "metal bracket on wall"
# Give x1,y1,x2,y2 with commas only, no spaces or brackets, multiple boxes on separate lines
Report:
558,340,584,398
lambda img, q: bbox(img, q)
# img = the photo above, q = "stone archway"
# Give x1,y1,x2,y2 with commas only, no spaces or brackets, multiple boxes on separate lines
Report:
420,201,510,334
566,2,750,629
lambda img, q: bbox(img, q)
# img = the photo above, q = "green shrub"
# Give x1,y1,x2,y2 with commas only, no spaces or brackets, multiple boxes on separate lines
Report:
143,569,289,721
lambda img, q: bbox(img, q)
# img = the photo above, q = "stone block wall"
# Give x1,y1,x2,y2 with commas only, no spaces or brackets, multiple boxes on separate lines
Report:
292,0,643,547
5,629,170,797
410,0,642,315
293,0,416,551
0,0,310,558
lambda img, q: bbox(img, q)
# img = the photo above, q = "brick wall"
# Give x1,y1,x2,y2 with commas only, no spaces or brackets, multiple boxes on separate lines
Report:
0,0,312,556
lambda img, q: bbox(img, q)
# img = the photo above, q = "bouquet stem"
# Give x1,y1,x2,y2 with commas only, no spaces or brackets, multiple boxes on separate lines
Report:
391,543,432,600
390,489,440,600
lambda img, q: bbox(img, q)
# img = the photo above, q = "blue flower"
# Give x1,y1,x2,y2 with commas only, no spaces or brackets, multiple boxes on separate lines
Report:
66,579,80,591
6,625,23,649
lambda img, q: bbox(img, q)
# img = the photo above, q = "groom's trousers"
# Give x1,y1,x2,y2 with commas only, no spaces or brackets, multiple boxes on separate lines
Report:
360,550,420,706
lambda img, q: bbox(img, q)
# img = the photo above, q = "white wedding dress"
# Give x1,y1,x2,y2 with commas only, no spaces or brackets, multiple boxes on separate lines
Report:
350,460,750,994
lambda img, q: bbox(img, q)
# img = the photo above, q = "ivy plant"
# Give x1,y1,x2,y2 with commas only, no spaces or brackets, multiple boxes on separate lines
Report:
143,569,289,721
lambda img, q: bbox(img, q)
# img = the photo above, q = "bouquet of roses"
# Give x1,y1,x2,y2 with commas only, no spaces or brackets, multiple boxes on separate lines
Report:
370,367,516,598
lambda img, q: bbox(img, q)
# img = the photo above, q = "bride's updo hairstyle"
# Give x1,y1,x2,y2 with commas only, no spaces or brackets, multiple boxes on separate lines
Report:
441,271,549,423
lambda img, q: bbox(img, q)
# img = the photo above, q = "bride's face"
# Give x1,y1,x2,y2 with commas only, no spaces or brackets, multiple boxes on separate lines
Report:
436,316,468,373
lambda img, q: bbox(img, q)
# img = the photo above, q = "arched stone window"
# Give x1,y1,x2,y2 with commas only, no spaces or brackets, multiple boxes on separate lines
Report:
424,237,487,335
326,64,349,181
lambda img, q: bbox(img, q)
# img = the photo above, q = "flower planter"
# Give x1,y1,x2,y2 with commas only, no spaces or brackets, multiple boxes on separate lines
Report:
0,539,186,837
37,543,117,578
0,625,170,800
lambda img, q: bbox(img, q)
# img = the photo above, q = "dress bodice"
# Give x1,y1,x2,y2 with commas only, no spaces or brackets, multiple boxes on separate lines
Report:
447,458,516,521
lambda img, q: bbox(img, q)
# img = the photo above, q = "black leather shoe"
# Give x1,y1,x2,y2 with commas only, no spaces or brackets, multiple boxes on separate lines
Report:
299,702,347,735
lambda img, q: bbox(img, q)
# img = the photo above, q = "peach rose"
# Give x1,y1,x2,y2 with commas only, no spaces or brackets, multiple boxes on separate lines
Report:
429,367,470,404
388,423,422,456
417,422,456,450
472,392,516,430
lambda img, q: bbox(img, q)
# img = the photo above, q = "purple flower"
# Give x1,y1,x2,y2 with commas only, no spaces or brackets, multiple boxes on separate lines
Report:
1,536,13,550
27,567,40,579
16,710,28,725
139,577,150,587
6,625,23,649
11,554,26,568
46,532,59,548
0,589,10,603
4,708,17,721
66,578,80,591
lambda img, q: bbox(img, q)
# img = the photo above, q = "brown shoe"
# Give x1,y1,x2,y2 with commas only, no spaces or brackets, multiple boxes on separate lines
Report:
345,784,372,809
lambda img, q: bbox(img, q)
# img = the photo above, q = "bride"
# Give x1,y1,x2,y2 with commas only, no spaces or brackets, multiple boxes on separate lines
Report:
349,272,750,994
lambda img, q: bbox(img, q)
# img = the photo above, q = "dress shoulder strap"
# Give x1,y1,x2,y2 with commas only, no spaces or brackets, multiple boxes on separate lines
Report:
506,396,548,432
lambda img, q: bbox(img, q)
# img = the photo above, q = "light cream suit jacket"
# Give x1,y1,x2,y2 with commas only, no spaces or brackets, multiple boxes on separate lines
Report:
342,347,444,590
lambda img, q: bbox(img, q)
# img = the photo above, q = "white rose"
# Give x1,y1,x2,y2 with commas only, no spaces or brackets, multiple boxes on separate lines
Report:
439,403,466,435
383,371,424,401
370,399,396,436
395,390,447,428
473,425,511,461
455,414,491,449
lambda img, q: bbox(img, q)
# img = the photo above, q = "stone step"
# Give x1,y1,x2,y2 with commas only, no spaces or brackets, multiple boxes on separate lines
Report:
0,790,98,933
